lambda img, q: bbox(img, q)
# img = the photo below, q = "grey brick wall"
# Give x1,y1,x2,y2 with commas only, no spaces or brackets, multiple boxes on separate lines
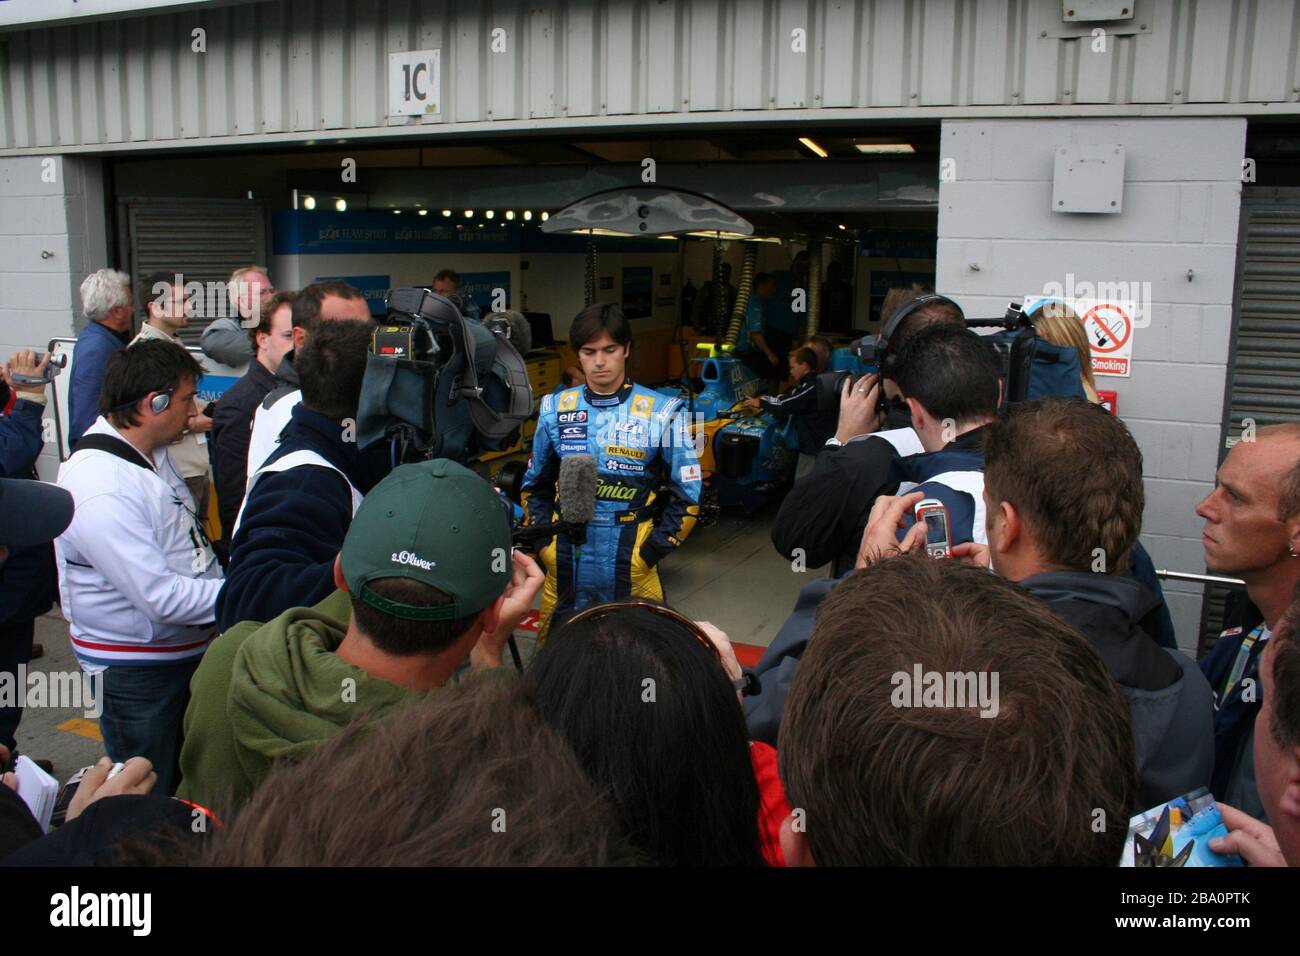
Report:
0,155,108,479
937,117,1247,656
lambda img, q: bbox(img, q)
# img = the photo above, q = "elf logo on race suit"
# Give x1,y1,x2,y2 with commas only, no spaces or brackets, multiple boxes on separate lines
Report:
631,395,654,419
680,464,701,483
558,390,579,412
558,410,588,424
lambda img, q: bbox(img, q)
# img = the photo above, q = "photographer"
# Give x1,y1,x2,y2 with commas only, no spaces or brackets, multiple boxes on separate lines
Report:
771,288,964,575
744,323,998,745
217,320,392,632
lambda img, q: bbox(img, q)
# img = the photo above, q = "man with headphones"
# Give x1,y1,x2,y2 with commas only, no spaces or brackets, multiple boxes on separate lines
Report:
771,287,965,577
55,339,224,795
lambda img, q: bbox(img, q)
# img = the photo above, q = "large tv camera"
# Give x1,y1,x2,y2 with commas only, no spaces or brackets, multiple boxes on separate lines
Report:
354,288,533,464
810,299,1085,419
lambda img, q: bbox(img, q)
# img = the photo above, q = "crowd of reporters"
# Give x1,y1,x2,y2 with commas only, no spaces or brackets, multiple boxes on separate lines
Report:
0,268,1295,869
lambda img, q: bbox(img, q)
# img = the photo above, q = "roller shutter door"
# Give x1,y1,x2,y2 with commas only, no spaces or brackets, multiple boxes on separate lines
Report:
1199,188,1300,654
119,198,269,347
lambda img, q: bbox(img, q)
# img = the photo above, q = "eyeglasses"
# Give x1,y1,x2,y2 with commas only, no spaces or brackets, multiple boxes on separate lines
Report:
564,600,759,696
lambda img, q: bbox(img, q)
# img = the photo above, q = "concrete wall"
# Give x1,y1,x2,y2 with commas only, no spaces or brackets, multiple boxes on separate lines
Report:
0,154,108,480
936,117,1247,655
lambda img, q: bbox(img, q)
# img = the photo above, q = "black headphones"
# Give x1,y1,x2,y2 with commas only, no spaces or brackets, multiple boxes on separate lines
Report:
855,294,965,374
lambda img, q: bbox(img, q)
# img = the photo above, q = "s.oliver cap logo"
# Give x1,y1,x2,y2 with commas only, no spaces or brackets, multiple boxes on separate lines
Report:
391,550,436,570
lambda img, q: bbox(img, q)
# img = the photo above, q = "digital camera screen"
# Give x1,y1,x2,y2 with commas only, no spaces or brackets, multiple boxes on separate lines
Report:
923,511,948,545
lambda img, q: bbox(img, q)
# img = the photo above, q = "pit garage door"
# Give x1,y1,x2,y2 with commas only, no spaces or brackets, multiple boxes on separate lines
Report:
1200,187,1300,653
117,197,268,346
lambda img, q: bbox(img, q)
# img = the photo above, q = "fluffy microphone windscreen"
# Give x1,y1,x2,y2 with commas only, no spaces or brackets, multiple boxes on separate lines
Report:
558,454,598,525
499,310,532,355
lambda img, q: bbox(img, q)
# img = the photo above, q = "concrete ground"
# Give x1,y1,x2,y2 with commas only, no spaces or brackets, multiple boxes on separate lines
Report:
12,505,815,784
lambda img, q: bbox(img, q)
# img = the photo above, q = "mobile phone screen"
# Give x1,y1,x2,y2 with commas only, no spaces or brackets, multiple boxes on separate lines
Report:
924,511,948,545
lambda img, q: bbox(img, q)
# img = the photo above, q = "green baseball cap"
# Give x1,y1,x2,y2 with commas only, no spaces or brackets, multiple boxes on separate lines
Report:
340,458,513,622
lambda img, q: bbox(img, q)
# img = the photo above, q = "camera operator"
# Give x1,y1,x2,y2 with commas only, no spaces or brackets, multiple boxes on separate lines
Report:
244,280,372,481
771,287,964,575
217,320,392,632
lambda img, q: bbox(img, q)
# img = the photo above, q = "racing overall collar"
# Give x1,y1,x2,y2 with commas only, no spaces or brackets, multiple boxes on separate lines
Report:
583,379,635,408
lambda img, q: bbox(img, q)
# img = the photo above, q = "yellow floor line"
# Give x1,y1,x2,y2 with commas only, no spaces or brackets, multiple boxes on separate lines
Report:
56,717,103,742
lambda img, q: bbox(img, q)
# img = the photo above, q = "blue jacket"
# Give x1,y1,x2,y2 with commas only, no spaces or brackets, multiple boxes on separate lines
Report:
1199,591,1267,818
68,321,129,443
1021,570,1214,807
0,396,56,626
215,404,392,631
890,426,988,545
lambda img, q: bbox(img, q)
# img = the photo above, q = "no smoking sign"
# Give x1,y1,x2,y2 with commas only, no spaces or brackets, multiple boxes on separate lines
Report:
1082,302,1133,376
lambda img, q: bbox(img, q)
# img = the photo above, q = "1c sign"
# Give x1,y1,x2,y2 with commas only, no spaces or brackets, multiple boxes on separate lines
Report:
389,49,441,117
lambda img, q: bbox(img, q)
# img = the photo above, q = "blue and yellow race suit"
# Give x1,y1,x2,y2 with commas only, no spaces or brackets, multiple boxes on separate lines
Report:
522,380,702,634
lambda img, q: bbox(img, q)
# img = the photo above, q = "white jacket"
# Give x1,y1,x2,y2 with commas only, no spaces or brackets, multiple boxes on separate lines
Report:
245,387,300,480
55,417,224,670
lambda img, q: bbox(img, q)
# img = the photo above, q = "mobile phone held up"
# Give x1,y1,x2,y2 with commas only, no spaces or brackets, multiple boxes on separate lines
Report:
914,498,952,559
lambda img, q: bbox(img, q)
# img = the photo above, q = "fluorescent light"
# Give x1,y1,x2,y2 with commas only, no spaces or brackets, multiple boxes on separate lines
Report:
798,137,828,158
393,209,401,215
441,209,452,217
485,210,495,219
418,209,428,216
523,210,533,221
464,210,474,218
302,195,316,210
335,198,347,212
540,211,549,221
505,210,516,220
853,142,916,155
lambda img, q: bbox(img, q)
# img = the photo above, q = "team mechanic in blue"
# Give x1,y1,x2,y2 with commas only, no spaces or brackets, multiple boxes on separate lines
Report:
522,304,702,635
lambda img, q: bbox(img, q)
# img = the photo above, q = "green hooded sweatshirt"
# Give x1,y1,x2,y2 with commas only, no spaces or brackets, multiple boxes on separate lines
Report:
177,589,434,813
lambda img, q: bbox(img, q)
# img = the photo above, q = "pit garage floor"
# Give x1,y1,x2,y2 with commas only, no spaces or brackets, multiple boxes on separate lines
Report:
16,508,811,778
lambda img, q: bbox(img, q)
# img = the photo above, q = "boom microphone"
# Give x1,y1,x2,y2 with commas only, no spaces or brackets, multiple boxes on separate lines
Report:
558,454,598,546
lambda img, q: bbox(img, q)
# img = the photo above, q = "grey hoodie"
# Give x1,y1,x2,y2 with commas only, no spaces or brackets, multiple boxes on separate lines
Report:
1021,570,1215,808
